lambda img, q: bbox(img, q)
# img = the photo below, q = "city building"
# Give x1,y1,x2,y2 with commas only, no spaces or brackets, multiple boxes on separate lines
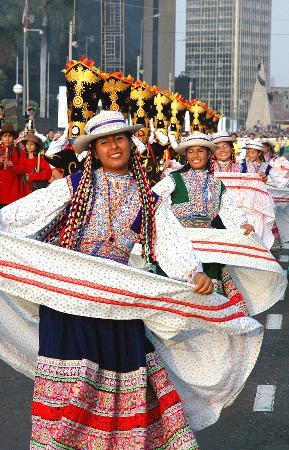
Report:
100,0,125,73
142,0,176,89
91,0,176,90
185,0,272,125
271,87,289,127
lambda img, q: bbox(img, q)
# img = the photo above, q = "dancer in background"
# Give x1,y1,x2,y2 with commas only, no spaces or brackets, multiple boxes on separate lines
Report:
22,134,52,194
154,132,253,304
210,131,240,173
241,140,289,188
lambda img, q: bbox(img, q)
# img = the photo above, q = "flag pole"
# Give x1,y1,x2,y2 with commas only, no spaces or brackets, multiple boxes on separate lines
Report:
22,0,29,115
22,28,27,115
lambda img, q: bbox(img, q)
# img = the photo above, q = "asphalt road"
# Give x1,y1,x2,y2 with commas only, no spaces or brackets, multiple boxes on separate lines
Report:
0,250,288,450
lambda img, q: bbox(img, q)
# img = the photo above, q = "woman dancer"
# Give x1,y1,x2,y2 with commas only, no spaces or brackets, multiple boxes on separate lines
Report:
210,131,240,173
162,131,240,176
241,140,289,188
153,132,254,303
1,111,213,449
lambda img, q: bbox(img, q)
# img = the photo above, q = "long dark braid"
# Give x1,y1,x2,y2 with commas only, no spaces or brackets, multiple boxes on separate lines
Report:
130,149,156,267
61,151,94,249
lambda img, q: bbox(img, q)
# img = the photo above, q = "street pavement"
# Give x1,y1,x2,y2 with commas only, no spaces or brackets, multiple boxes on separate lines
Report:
0,248,289,449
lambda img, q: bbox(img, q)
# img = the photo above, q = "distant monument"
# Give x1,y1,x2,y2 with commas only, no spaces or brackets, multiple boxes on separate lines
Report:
246,63,272,128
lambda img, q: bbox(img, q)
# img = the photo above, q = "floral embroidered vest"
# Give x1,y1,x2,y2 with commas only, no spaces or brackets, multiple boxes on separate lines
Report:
170,170,225,228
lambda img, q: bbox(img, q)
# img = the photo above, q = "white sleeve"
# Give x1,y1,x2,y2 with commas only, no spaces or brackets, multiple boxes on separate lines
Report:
0,177,72,237
154,198,203,282
153,175,176,200
268,168,289,188
45,136,69,157
219,190,249,229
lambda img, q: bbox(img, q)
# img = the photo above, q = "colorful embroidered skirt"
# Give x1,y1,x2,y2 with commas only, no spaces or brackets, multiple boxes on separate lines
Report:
203,263,249,314
30,306,198,449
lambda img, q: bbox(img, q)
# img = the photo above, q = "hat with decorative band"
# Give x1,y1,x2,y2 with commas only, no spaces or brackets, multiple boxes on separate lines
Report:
245,140,265,152
74,110,142,151
261,138,274,149
175,131,217,155
211,131,234,144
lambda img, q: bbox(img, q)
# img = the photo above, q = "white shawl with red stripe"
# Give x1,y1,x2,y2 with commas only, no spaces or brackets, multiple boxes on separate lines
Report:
214,172,275,249
268,184,289,243
0,177,283,431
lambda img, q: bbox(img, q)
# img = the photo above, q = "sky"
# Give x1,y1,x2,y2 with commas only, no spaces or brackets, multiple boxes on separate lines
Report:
175,0,289,87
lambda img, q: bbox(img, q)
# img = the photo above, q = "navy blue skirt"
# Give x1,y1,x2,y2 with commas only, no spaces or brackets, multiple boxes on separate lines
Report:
31,306,198,449
39,305,155,372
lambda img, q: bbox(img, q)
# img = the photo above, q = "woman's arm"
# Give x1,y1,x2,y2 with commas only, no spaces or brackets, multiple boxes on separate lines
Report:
153,175,176,199
154,197,207,278
219,189,250,230
0,177,72,237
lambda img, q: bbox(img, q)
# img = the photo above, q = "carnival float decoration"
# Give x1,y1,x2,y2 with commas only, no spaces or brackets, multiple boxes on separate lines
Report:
63,56,221,183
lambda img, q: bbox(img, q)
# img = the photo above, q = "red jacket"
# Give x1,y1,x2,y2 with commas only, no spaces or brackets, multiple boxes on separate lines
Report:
0,144,27,205
23,156,52,196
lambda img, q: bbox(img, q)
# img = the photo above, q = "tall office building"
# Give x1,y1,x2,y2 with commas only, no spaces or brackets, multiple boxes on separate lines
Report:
143,0,176,89
101,0,125,73
185,0,272,124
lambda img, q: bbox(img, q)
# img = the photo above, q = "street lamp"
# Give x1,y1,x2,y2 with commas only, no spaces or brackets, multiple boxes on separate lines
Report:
137,13,160,80
85,35,95,56
69,0,77,60
170,38,187,92
13,84,23,130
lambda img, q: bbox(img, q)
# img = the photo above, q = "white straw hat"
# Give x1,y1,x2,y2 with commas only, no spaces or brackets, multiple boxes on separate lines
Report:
74,110,142,151
175,132,217,155
211,131,234,145
261,138,274,149
245,140,264,152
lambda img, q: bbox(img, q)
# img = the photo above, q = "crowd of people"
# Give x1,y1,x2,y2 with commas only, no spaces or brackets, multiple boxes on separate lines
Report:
0,93,288,450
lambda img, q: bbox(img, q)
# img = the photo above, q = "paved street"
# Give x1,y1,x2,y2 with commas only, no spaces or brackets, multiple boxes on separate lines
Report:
0,249,289,450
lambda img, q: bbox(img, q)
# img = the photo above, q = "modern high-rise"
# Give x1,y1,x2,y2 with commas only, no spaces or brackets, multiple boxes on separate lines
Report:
101,0,125,73
142,0,176,89
185,0,272,124
97,0,176,89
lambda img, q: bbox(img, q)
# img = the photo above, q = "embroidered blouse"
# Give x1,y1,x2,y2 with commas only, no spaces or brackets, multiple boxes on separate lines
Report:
153,169,248,230
241,160,289,188
212,160,240,173
75,170,140,265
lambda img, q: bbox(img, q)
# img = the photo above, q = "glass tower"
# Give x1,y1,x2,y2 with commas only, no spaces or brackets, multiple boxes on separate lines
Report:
185,0,272,124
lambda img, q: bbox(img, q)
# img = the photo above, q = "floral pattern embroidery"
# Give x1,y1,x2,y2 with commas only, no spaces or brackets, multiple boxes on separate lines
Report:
31,353,199,450
171,170,222,228
78,170,140,264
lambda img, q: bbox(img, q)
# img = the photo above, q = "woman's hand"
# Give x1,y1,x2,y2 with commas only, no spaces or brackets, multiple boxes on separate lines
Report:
193,272,214,295
162,159,173,171
241,223,254,235
258,171,267,183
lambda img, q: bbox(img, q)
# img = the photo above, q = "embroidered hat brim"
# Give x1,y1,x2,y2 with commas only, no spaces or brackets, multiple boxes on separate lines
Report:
74,124,142,151
175,138,217,155
246,143,265,152
212,136,234,144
